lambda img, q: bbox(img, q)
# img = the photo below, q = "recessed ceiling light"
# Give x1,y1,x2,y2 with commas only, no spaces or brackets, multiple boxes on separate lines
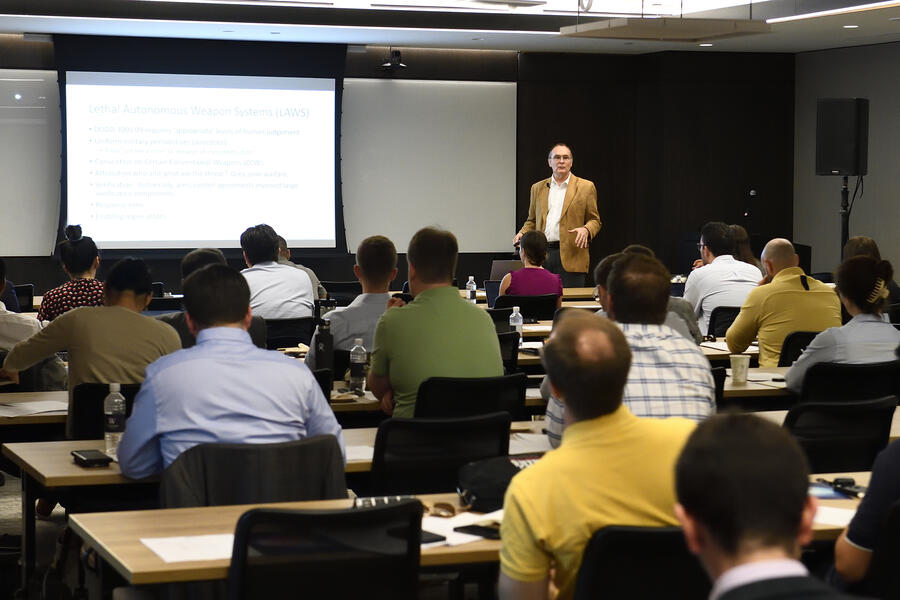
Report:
843,24,860,28
270,31,281,35
471,37,484,40
699,43,714,47
222,30,234,33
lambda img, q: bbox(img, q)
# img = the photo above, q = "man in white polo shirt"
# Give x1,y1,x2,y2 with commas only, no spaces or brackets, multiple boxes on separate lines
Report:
683,221,761,336
240,224,315,320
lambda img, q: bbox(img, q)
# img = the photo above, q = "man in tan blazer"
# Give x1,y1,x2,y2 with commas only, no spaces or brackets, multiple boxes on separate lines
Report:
513,143,601,287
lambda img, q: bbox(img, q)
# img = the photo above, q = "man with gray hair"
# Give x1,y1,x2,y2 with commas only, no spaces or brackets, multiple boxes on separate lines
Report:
726,238,840,367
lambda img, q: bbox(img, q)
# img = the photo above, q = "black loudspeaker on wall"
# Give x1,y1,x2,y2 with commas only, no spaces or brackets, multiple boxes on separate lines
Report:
815,98,869,176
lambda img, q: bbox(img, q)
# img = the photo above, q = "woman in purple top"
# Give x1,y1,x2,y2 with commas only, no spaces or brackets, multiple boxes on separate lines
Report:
499,230,563,308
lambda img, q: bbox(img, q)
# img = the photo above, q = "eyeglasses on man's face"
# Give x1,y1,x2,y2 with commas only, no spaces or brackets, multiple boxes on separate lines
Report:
550,155,572,162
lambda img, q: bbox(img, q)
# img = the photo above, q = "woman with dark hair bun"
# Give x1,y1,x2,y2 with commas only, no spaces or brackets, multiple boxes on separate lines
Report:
785,255,900,392
500,230,563,308
843,235,900,322
37,225,104,322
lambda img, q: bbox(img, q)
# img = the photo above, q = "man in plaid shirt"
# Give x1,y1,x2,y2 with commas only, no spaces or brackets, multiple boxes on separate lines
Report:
545,253,715,447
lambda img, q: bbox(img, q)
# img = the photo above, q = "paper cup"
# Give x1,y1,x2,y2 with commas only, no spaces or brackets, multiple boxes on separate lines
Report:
730,354,750,384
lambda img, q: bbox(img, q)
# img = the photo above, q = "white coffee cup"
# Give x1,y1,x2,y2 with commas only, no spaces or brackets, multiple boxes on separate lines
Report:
730,354,750,384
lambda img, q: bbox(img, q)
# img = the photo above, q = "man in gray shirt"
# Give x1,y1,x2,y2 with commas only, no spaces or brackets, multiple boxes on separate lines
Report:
276,235,328,300
306,236,398,369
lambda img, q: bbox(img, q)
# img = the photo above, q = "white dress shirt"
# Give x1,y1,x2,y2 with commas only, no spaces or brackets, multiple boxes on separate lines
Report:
0,302,42,350
241,261,315,320
785,313,900,393
544,174,570,243
683,255,761,335
710,559,808,600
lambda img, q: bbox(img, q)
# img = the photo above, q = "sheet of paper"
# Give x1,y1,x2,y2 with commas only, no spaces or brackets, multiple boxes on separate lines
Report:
525,388,542,401
346,446,374,462
520,341,544,350
0,400,69,416
524,324,552,333
141,534,234,563
509,433,552,455
701,341,758,354
814,506,856,527
566,304,600,310
422,509,505,547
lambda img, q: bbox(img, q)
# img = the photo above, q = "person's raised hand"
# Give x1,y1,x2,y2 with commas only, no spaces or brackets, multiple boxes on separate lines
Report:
691,259,704,271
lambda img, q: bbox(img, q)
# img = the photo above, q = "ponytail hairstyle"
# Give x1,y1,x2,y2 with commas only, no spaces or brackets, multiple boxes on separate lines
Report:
836,255,894,315
57,225,99,276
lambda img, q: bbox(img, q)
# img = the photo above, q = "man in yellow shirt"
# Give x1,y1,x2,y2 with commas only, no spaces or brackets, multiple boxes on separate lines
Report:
499,312,696,600
726,238,841,367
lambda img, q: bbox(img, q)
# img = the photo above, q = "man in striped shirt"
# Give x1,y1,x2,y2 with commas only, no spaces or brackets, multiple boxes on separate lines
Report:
545,253,715,446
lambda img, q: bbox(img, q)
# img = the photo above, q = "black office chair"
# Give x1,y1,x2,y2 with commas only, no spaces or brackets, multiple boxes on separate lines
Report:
864,498,900,599
485,307,513,334
12,283,34,313
494,294,557,321
497,332,521,375
783,396,897,473
706,306,741,338
402,279,457,293
69,383,141,440
147,296,183,312
778,331,820,367
332,349,351,380
265,317,315,349
483,280,502,308
160,436,346,508
415,373,526,419
369,412,510,495
800,360,900,403
573,526,710,600
711,366,725,409
227,500,422,600
810,271,835,284
311,368,333,400
321,280,362,307
887,302,900,324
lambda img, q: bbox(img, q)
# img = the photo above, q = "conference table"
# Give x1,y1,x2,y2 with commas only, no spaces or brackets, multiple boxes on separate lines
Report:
460,287,597,303
66,472,866,588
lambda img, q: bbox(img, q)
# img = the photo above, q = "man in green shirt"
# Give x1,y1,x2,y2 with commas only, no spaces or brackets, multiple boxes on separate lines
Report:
368,227,503,418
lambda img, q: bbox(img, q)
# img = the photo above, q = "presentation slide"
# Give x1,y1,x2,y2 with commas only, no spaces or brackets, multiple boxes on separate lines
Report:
65,71,336,249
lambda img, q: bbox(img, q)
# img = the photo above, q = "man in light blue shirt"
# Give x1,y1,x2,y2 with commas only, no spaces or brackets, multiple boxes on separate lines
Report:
117,263,343,479
306,235,398,369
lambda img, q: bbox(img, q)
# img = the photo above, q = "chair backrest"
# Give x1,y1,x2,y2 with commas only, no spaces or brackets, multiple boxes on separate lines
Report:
321,280,362,307
778,331,820,367
13,283,34,312
147,296,183,312
497,332,521,374
70,383,141,440
801,360,900,403
494,294,558,320
573,526,710,600
370,412,511,495
810,271,835,284
707,306,741,337
887,302,900,324
483,280,502,308
227,500,422,600
265,317,315,349
784,396,897,473
485,307,513,334
865,499,900,599
160,435,347,508
332,349,351,379
711,366,725,408
414,373,526,420
311,368,333,400
489,260,523,281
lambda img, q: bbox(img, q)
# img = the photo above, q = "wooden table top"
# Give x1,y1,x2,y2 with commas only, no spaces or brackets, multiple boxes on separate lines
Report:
460,287,597,303
0,391,68,425
3,421,544,482
722,367,789,398
68,473,863,586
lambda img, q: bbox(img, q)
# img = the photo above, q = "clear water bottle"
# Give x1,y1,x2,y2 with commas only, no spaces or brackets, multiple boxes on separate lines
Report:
349,338,367,394
509,306,524,346
466,276,477,304
103,383,126,458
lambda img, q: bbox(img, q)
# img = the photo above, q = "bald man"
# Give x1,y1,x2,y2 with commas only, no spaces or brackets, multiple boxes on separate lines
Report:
499,312,695,600
725,239,840,367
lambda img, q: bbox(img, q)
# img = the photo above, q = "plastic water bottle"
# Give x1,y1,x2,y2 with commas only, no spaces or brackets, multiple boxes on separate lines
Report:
349,338,367,394
103,383,126,458
509,306,524,346
466,276,477,304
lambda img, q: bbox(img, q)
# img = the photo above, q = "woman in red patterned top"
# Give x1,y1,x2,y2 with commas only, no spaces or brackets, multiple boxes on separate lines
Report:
37,225,104,322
